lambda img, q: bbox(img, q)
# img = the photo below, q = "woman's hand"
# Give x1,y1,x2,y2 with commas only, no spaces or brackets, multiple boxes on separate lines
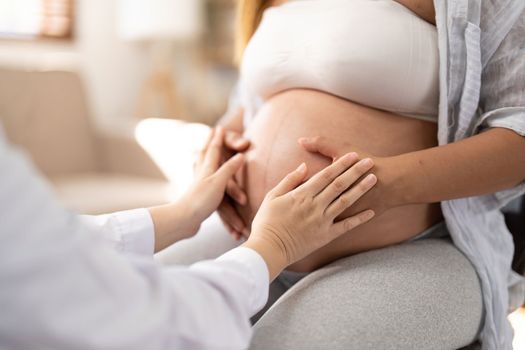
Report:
302,129,525,213
298,136,400,217
150,127,245,252
243,153,377,280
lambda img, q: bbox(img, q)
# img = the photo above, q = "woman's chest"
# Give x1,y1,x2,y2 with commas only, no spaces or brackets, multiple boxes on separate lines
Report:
241,0,440,117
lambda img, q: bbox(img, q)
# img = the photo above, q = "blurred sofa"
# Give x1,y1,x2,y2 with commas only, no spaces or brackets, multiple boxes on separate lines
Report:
0,68,171,214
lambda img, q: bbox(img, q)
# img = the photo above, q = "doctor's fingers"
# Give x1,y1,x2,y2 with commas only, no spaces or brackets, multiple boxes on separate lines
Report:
226,178,247,205
218,200,246,239
315,158,374,206
325,173,377,218
330,209,376,239
212,154,245,189
294,153,359,198
198,128,216,163
201,127,225,176
266,163,308,198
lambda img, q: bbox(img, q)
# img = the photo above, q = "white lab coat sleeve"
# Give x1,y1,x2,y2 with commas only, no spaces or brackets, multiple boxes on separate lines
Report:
80,208,155,256
0,131,269,350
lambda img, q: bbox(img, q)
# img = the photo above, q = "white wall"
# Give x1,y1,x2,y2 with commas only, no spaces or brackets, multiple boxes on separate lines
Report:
0,0,151,130
0,0,238,129
76,0,150,129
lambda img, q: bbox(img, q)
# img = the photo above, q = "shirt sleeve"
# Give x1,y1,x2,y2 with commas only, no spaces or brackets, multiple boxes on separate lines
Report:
477,9,525,135
0,130,269,350
475,9,525,209
80,209,155,256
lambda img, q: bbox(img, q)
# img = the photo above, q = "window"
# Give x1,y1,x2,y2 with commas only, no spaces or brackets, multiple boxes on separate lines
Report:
0,0,74,40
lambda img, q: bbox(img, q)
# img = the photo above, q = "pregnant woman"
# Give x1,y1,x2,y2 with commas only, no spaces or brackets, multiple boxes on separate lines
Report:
227,0,443,270
160,0,525,348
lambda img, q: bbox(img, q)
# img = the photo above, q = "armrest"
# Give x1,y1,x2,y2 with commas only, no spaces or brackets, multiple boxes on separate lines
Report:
95,127,166,180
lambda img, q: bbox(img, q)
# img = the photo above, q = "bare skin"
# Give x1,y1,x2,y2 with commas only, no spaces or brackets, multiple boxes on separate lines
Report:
225,89,525,272
215,0,525,272
149,127,378,281
233,90,443,271
216,0,437,239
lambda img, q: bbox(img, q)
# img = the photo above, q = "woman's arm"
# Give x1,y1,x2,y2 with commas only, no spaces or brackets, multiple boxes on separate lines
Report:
388,127,525,206
394,0,436,24
302,9,525,214
390,8,525,208
300,127,525,215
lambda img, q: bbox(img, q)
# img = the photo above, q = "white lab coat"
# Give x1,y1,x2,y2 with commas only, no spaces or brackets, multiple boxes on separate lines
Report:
0,129,269,350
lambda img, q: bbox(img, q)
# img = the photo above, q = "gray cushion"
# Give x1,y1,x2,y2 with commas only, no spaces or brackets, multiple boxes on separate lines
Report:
250,239,483,350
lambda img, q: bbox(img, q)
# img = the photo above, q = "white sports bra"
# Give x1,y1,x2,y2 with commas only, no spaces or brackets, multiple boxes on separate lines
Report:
240,0,440,123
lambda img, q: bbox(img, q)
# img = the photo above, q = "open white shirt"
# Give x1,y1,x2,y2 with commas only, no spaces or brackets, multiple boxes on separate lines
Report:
0,128,269,350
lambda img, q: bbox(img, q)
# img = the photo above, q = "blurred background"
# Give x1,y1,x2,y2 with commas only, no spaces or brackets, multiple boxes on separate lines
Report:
0,0,237,215
0,1,523,346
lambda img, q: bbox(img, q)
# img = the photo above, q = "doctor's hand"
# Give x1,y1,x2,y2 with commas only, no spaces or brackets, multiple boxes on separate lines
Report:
213,129,251,241
243,153,377,280
150,127,244,252
299,136,399,218
184,127,247,233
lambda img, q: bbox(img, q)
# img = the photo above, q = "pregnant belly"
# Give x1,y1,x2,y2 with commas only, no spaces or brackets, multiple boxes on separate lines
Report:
236,89,443,272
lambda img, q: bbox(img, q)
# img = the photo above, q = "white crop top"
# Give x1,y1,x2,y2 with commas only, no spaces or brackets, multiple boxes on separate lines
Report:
239,0,440,123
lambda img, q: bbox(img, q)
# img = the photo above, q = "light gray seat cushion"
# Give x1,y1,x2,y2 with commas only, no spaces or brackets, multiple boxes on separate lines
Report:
250,238,483,350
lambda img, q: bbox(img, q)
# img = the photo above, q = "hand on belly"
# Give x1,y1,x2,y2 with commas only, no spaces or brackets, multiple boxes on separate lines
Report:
235,89,443,272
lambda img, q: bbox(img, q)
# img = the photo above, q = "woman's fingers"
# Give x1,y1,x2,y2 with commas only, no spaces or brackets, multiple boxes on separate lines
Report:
218,200,246,239
201,127,225,176
266,163,308,198
325,173,377,218
298,136,341,160
225,130,250,152
331,209,376,237
316,158,374,205
226,178,247,205
297,153,359,197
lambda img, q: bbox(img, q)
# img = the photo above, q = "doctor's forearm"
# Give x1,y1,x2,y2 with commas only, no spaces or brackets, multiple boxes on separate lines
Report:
243,237,287,281
388,127,525,207
149,203,198,252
